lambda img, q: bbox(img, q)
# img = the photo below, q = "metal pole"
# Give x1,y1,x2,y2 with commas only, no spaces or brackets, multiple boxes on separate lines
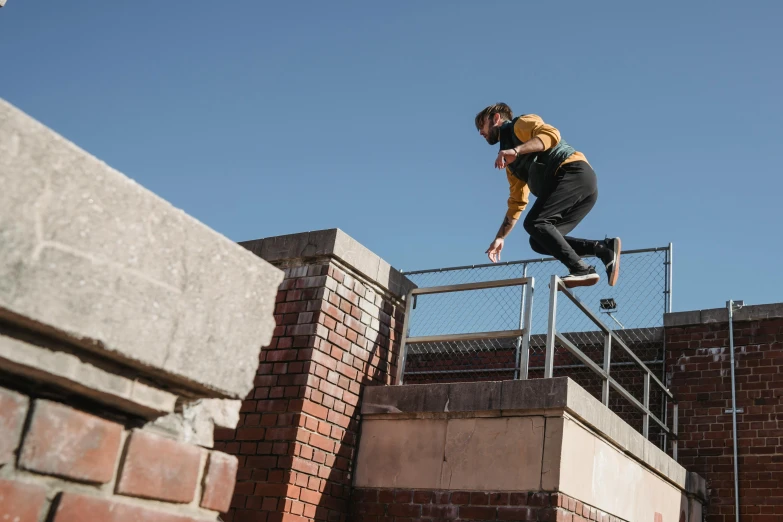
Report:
643,372,650,438
545,275,558,378
514,264,528,380
602,334,612,406
667,243,673,313
519,277,534,380
673,403,678,461
728,300,741,522
394,291,414,385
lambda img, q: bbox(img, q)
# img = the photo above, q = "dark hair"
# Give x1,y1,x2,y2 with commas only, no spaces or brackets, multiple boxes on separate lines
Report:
474,103,513,129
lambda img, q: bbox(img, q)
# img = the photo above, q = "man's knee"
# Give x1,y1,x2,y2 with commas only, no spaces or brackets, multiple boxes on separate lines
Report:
528,237,548,255
523,217,547,236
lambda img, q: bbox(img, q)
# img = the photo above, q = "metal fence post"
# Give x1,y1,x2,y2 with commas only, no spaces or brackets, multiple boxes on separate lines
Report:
519,277,534,380
673,403,679,461
395,291,414,385
545,275,558,379
602,334,612,406
514,264,529,380
643,372,651,438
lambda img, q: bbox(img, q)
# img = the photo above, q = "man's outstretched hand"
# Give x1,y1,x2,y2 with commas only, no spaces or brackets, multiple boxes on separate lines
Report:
486,237,504,263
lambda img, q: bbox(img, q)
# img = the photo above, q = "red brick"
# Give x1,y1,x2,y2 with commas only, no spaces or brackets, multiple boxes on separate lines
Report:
53,492,205,522
388,503,422,517
19,400,122,483
117,430,202,503
309,432,335,453
498,506,536,520
459,505,496,519
471,491,490,505
0,479,47,522
201,451,238,512
0,388,28,465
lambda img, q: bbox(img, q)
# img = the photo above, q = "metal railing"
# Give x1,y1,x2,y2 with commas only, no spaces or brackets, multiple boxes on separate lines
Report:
545,275,678,459
394,246,678,455
396,277,534,384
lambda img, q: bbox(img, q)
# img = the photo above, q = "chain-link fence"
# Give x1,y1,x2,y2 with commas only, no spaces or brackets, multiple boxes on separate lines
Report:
399,246,674,449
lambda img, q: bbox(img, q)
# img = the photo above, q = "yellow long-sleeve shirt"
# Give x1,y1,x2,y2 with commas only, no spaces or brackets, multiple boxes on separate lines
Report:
505,114,588,221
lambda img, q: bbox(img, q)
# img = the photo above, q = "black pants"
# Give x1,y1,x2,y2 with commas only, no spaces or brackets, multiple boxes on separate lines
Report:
522,160,600,273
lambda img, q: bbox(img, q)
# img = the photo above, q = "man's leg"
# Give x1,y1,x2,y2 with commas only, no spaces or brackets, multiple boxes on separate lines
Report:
523,161,598,273
523,161,620,286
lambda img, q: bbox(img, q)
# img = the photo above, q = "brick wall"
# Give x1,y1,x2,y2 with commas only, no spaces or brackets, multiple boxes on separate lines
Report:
350,488,630,522
666,313,783,522
216,259,405,522
0,385,236,522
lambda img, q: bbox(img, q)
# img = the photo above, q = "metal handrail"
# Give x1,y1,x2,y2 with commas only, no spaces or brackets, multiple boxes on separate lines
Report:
400,246,672,275
396,277,535,385
545,275,678,460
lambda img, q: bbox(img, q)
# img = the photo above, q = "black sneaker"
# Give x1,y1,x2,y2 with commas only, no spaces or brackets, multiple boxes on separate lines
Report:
561,266,600,289
596,237,622,287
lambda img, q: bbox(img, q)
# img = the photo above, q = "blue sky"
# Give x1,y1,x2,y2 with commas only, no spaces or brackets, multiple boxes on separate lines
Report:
2,1,781,313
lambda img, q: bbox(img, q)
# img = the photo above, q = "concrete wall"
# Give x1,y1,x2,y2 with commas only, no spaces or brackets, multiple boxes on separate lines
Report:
666,303,783,522
354,378,706,522
0,98,283,521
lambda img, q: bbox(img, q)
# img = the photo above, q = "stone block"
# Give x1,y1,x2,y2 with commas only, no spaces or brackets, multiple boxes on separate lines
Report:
117,429,202,503
19,400,123,483
240,228,416,298
441,416,545,491
700,308,728,324
541,416,564,490
361,383,449,415
445,381,502,412
147,398,241,447
500,377,570,411
0,333,176,418
0,98,283,399
685,471,707,500
0,387,28,464
354,419,447,489
663,311,701,327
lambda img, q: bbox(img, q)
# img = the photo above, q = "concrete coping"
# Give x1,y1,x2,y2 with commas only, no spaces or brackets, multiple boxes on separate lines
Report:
362,377,694,490
239,228,416,299
0,98,283,402
665,302,783,327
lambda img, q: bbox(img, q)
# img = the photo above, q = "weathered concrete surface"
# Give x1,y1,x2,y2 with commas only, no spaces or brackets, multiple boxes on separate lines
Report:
0,333,177,418
147,399,241,446
0,98,283,399
240,229,415,298
552,415,683,522
441,416,544,491
353,419,447,489
362,377,690,489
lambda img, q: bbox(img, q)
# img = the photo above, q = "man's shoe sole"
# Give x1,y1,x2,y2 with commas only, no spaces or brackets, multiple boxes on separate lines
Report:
562,274,600,289
608,238,622,287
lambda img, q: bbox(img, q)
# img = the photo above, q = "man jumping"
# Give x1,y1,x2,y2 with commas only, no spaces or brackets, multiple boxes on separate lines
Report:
475,103,621,288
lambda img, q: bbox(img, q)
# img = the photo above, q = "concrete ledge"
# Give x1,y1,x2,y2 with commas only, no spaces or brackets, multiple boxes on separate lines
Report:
362,378,689,488
0,98,283,400
240,229,415,298
665,302,783,327
0,333,177,418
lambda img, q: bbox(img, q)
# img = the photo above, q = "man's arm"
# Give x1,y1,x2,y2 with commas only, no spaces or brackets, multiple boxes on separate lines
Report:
486,172,530,262
496,114,561,168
